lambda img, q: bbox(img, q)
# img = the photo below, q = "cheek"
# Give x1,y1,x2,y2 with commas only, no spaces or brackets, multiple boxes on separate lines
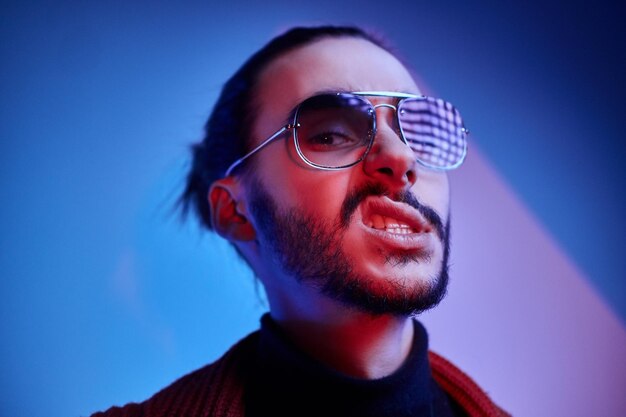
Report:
412,172,450,217
255,141,353,218
436,179,451,216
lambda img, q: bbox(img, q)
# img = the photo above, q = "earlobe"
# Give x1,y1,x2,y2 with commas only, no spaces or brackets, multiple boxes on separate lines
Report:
208,178,256,242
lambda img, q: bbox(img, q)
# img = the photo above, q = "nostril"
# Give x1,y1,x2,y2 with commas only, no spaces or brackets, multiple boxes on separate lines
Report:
377,167,393,177
406,169,416,184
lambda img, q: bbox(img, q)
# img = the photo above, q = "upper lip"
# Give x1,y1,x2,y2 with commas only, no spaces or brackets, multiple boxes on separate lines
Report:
360,196,431,234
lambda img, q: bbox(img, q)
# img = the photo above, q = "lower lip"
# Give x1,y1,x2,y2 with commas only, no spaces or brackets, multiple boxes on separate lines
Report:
359,223,435,251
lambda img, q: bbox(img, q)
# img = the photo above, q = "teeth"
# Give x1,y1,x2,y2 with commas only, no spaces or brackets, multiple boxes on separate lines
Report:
387,227,412,235
368,215,415,234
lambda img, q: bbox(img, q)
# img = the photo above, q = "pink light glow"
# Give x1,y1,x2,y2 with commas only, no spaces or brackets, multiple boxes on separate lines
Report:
419,144,626,416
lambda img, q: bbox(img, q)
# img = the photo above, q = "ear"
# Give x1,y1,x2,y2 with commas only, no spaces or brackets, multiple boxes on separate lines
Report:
208,177,256,242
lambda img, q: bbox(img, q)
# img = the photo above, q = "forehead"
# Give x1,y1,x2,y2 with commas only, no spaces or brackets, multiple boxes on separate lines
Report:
252,37,420,134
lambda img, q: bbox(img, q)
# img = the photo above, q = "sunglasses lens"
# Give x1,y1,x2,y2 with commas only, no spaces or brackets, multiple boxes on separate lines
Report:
398,97,467,169
295,94,373,168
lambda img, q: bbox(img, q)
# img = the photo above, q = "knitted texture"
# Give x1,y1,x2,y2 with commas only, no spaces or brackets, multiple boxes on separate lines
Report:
91,333,257,417
428,351,510,417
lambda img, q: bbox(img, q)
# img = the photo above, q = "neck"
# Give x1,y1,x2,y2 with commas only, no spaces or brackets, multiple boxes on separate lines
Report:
269,295,415,379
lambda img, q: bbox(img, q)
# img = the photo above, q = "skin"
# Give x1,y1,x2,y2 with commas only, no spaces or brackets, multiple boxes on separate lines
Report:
210,37,450,379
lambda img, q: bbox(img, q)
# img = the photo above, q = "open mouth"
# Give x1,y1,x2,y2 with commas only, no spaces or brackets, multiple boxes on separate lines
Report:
365,215,417,235
360,196,432,236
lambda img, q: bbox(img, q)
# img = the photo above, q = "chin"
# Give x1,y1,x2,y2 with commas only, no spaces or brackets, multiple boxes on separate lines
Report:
321,259,449,316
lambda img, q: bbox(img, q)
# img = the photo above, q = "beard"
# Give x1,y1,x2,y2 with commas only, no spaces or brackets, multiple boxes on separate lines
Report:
248,180,450,316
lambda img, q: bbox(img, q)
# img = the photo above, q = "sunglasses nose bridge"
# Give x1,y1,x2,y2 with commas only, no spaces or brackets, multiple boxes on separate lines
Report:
372,103,397,111
371,102,407,145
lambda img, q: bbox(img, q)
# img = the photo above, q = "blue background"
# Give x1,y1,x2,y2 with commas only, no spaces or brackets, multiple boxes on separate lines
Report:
1,1,624,416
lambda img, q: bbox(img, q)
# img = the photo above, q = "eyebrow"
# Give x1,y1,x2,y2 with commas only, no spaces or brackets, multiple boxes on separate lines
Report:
310,87,353,95
309,86,420,97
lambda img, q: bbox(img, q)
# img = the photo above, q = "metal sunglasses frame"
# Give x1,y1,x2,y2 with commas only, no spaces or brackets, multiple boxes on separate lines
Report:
224,91,468,177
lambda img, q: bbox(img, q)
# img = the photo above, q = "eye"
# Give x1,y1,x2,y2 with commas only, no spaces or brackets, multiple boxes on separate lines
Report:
303,131,360,151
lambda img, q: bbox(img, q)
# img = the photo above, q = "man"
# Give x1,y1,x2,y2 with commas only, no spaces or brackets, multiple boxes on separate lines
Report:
93,26,508,417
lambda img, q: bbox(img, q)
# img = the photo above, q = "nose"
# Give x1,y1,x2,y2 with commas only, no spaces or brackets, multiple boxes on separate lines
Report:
362,106,417,189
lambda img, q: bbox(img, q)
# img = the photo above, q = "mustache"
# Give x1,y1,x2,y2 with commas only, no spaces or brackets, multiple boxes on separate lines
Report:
340,182,446,240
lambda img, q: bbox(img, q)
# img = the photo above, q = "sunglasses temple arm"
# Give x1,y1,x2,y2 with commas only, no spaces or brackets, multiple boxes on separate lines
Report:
224,126,288,177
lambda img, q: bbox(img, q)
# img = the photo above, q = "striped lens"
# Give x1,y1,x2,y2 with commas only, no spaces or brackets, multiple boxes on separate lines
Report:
398,96,467,170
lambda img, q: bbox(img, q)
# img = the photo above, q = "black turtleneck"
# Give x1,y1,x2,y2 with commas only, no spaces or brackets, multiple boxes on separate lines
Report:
245,314,466,417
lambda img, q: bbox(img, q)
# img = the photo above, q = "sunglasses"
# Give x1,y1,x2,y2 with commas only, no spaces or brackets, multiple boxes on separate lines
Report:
225,91,468,176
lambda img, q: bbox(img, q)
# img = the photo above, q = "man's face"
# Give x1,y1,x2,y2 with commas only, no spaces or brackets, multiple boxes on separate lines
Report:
241,37,451,316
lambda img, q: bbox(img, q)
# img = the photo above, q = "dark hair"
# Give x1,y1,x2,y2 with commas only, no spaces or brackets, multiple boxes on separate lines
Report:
179,25,387,230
